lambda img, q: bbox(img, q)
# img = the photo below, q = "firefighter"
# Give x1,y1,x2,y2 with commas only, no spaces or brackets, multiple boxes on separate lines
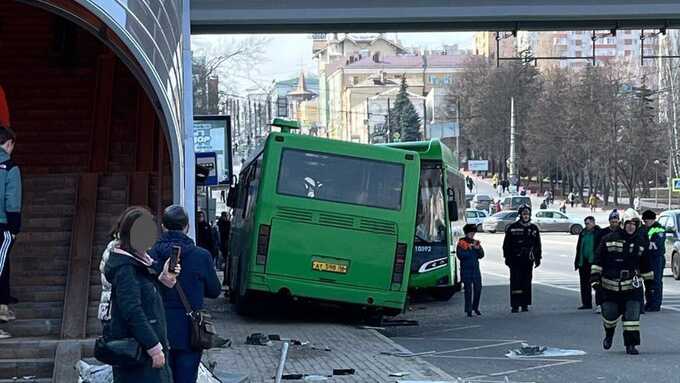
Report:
590,208,653,355
503,204,542,313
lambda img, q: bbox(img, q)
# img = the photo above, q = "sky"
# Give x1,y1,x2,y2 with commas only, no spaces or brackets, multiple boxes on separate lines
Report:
192,32,475,94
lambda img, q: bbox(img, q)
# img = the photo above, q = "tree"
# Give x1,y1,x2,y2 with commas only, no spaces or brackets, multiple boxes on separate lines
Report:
192,36,270,114
389,76,422,142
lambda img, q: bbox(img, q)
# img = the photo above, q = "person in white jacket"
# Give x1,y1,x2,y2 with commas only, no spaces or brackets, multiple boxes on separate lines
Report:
97,238,118,321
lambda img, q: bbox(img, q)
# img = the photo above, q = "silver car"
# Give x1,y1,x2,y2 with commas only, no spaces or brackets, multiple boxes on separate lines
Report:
482,211,519,233
471,194,492,212
533,210,583,235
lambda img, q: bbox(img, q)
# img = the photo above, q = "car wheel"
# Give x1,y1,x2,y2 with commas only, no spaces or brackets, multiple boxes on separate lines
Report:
570,225,583,235
476,224,484,232
673,252,680,280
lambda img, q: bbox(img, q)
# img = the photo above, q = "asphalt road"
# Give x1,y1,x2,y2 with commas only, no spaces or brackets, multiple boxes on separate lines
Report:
384,232,680,383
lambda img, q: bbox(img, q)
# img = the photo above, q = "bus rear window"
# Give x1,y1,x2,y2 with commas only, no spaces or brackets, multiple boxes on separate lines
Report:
277,149,404,210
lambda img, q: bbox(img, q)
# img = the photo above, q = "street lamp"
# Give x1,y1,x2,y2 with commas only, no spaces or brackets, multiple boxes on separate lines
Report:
654,159,660,208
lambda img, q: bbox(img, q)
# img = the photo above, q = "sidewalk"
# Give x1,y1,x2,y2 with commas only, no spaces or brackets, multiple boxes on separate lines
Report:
204,297,455,383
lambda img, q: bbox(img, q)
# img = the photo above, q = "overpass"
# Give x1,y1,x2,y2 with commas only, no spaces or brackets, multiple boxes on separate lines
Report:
191,0,680,33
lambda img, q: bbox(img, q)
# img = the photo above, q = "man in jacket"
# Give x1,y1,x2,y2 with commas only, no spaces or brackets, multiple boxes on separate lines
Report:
503,205,542,313
591,209,653,355
574,216,600,310
641,210,665,311
0,126,21,339
196,211,217,261
217,212,232,285
150,205,222,383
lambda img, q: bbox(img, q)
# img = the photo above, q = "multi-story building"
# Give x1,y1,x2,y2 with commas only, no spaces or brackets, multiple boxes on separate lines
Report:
325,53,467,142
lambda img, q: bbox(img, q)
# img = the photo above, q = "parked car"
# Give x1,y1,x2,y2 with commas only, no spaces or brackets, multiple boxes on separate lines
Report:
500,195,532,211
465,209,489,231
482,211,519,233
471,194,492,212
533,210,583,235
658,210,680,279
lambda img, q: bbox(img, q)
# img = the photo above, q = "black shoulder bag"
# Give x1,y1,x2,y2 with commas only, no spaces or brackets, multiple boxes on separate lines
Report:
175,282,225,351
94,289,147,367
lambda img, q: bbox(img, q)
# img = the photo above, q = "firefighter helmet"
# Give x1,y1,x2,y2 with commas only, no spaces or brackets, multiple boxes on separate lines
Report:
621,208,641,225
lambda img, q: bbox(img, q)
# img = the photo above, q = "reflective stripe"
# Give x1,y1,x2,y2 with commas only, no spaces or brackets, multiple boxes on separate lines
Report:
640,272,654,281
511,290,523,294
606,241,624,248
601,277,638,291
623,326,640,331
602,317,619,329
622,321,640,326
591,265,603,273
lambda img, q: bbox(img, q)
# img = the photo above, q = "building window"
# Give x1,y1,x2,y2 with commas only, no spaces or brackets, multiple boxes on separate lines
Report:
575,40,582,46
624,39,633,45
575,51,582,57
625,50,632,56
625,30,632,35
429,75,439,85
352,76,359,85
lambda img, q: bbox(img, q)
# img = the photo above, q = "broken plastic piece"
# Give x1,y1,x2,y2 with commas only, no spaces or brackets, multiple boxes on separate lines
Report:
389,372,410,377
303,375,329,381
281,374,304,380
332,368,355,376
246,333,272,346
506,343,586,359
268,334,281,341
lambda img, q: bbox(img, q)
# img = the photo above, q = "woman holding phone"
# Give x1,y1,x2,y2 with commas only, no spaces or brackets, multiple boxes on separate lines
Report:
103,206,180,383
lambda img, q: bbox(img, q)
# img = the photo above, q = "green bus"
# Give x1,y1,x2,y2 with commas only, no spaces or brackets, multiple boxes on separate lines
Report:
387,140,466,300
227,132,422,316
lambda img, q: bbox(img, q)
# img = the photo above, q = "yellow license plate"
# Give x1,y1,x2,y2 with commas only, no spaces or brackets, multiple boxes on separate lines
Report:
312,261,347,274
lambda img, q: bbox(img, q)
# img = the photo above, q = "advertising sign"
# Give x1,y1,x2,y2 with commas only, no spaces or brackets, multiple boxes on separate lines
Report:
428,122,459,138
194,116,233,184
196,152,218,186
468,160,489,172
673,178,680,192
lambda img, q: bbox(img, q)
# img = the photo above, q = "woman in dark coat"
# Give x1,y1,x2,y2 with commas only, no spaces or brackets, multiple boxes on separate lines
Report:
103,206,178,383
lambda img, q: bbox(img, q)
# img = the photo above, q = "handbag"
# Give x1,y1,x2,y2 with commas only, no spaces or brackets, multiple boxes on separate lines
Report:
94,337,146,367
175,281,226,351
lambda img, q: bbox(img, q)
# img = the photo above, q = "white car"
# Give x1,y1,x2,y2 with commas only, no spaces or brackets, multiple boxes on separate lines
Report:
534,210,583,235
465,209,489,231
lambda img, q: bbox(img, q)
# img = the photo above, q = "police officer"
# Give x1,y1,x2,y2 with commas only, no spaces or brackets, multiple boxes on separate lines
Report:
641,210,665,312
503,205,542,313
590,209,653,355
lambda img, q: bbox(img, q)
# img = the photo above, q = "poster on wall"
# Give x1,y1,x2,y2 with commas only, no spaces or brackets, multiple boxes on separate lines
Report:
193,115,233,184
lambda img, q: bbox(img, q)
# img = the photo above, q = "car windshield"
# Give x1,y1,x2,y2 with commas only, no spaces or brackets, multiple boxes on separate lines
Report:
476,195,491,201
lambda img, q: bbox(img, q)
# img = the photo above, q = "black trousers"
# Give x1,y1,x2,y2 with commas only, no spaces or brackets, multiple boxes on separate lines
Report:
578,263,593,308
601,290,642,346
0,231,15,305
510,263,533,308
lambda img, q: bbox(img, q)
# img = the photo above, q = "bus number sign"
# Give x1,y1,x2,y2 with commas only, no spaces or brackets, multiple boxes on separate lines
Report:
312,261,348,274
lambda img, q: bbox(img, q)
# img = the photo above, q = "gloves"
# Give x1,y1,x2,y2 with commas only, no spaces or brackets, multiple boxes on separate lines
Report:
534,259,541,268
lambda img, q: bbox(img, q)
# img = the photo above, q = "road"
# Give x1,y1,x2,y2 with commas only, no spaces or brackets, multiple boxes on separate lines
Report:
384,231,680,383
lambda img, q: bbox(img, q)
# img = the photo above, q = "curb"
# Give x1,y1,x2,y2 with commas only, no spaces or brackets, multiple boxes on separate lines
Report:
368,329,457,382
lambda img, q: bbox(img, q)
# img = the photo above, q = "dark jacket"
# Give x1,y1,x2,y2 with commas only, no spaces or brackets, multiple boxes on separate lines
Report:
591,227,653,299
503,221,542,267
217,217,231,250
149,231,221,351
196,221,216,256
456,238,484,281
103,250,172,383
574,226,601,270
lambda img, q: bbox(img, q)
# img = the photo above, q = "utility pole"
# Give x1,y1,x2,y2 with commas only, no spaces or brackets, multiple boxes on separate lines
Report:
508,97,519,191
670,149,673,209
456,96,460,164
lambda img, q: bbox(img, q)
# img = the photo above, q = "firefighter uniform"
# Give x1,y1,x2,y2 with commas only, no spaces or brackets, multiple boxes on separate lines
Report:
591,209,653,355
503,207,542,312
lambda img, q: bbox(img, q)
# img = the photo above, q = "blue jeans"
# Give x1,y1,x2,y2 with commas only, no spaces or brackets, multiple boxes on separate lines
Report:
169,349,202,383
463,273,482,313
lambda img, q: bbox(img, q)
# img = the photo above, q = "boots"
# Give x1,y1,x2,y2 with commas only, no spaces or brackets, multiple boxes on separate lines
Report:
603,335,613,350
626,345,639,355
0,305,15,322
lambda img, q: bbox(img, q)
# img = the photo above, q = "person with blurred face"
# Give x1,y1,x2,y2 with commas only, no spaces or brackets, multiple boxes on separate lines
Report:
575,216,601,310
503,205,542,313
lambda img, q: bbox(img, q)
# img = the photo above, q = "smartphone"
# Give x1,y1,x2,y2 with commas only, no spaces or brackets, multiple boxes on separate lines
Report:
169,246,182,274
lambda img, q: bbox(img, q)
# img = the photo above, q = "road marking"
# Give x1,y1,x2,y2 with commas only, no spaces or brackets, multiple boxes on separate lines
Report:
436,340,525,355
392,337,526,343
428,355,577,363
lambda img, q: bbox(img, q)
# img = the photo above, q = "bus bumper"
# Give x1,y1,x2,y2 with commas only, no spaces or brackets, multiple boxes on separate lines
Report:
246,273,407,312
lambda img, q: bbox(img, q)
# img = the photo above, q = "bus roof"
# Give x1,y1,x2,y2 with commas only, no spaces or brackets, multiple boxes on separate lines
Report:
385,139,458,168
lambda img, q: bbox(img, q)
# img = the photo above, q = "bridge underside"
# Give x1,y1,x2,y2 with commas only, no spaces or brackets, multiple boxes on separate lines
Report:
191,0,680,33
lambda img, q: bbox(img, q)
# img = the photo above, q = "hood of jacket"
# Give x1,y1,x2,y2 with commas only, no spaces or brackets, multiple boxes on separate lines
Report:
103,248,151,283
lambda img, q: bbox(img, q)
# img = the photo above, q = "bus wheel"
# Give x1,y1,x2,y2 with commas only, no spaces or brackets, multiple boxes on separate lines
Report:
430,287,456,301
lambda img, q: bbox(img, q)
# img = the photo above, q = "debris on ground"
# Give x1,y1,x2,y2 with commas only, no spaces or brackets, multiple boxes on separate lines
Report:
77,360,222,383
246,333,273,346
303,375,330,381
357,325,386,330
311,346,332,352
380,350,436,357
389,371,410,377
505,343,586,359
381,319,419,327
332,368,355,376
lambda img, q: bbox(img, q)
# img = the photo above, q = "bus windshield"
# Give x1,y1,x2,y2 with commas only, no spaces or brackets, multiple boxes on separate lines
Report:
277,148,405,210
415,164,447,244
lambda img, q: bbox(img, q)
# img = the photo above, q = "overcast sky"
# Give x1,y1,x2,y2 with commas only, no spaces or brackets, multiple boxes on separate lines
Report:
192,32,475,93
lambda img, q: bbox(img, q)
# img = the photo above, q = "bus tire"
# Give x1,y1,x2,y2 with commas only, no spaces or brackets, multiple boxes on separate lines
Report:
430,286,456,301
